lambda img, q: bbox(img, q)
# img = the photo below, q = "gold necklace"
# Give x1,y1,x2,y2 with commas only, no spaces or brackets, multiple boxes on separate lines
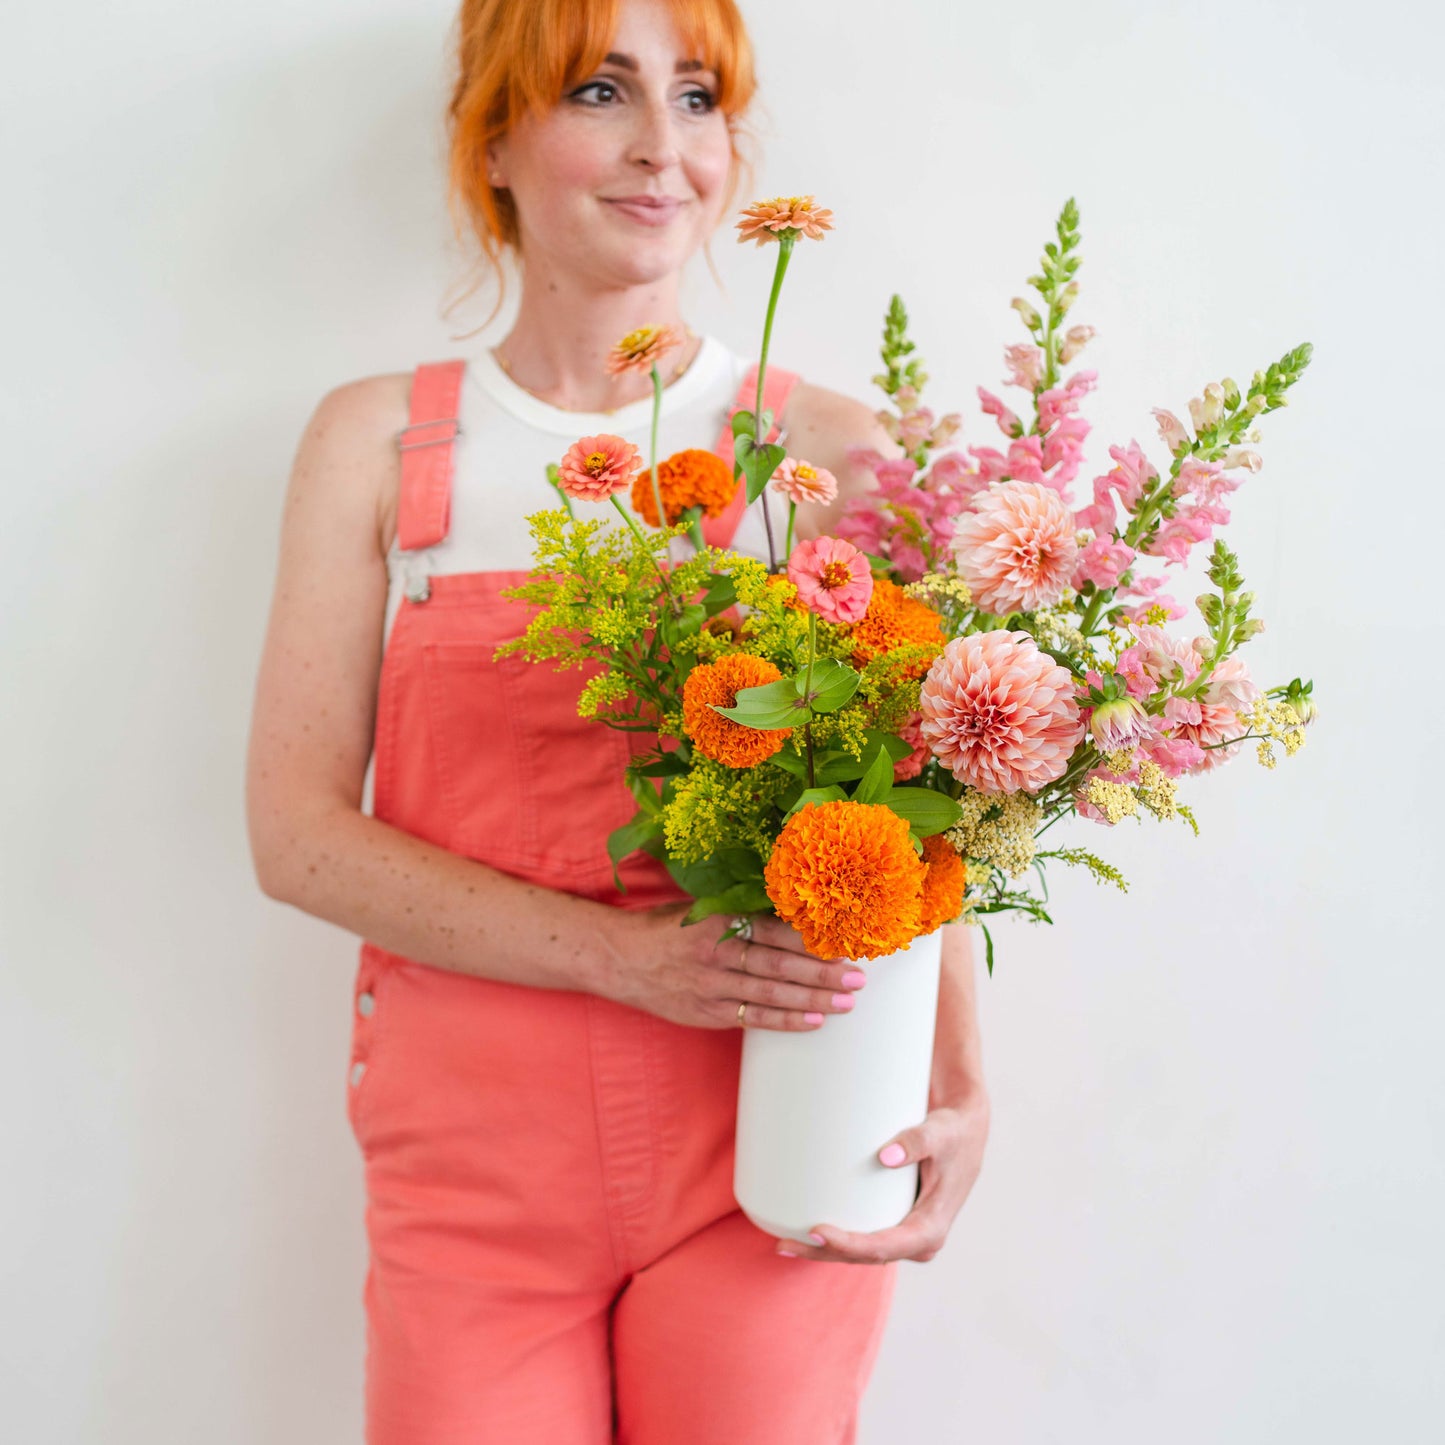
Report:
491,328,700,414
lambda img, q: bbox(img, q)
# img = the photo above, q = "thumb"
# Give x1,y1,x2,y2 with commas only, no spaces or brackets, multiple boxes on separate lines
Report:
877,1120,930,1168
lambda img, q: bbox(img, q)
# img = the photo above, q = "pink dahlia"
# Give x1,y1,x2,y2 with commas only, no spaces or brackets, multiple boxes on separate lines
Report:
786,536,873,624
557,434,642,502
771,456,839,506
918,630,1085,793
1163,697,1248,773
952,480,1079,615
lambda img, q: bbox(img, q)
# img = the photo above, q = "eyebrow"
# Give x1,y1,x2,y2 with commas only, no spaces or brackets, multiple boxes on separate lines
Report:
602,52,711,74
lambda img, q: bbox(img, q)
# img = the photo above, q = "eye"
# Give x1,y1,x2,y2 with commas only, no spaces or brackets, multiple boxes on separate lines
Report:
682,87,717,114
570,79,620,106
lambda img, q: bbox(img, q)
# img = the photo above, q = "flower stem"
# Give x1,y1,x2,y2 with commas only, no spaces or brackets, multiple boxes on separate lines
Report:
648,365,671,562
754,236,795,573
784,500,796,559
803,609,816,788
610,494,678,609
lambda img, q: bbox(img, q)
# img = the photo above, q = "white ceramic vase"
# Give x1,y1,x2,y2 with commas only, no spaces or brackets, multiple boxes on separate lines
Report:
733,927,943,1244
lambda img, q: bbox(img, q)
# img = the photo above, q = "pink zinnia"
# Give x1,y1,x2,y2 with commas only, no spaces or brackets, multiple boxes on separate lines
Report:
951,480,1079,615
556,434,642,502
918,630,1085,793
771,456,839,506
786,536,873,624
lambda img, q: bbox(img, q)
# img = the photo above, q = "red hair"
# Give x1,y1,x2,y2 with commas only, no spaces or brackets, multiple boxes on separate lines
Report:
443,0,760,332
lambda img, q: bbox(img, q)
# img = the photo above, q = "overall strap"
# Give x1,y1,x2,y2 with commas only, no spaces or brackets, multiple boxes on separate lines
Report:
395,359,466,552
704,362,800,551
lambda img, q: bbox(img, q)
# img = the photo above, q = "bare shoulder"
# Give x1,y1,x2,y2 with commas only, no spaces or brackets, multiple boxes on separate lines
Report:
778,377,904,542
296,370,413,556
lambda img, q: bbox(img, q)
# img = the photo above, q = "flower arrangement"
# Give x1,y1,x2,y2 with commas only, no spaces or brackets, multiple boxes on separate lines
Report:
493,194,1317,969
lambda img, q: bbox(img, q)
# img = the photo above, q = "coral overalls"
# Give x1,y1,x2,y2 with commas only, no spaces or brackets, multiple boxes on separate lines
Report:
346,358,899,1444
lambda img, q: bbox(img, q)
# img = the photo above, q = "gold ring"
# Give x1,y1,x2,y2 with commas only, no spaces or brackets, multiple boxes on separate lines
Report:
737,1000,747,1027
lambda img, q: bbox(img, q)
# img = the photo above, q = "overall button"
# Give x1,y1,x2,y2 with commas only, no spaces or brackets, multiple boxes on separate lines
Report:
350,1061,367,1087
357,991,375,1017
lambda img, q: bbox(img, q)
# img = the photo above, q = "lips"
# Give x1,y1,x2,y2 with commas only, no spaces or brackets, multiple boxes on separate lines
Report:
604,196,684,227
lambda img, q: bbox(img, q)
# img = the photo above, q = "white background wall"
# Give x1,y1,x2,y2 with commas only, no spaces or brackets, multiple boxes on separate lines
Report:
3,1,1440,1439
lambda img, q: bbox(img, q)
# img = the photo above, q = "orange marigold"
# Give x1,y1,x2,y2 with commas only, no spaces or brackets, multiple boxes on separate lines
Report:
763,800,925,960
631,448,738,527
916,833,967,934
682,653,792,767
848,577,946,679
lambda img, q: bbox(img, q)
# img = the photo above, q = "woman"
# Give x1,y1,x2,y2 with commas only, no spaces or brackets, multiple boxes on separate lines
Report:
245,0,991,1438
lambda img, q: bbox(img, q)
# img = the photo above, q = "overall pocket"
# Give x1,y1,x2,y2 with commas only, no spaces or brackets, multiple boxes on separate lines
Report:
345,943,394,1155
419,639,635,880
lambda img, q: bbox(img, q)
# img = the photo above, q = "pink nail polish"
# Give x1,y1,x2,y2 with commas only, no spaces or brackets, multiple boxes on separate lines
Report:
831,993,855,1011
804,1011,824,1024
841,970,867,989
778,1248,798,1257
879,1142,906,1167
807,1231,826,1245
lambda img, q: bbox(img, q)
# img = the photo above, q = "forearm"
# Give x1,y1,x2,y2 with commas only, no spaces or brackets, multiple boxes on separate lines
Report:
257,804,619,994
930,921,989,1106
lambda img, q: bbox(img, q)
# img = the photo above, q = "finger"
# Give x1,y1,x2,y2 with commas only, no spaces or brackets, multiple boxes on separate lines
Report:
715,997,825,1032
714,965,858,1019
730,939,870,1002
778,1212,944,1265
875,1114,942,1171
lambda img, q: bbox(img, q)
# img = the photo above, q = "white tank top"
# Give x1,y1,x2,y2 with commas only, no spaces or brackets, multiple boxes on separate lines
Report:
381,332,778,643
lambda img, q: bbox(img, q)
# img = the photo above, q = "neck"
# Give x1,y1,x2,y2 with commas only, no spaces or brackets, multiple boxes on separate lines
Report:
494,254,698,413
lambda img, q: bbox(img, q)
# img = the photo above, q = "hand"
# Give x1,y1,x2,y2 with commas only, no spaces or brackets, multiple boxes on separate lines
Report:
597,903,869,1032
776,1086,991,1265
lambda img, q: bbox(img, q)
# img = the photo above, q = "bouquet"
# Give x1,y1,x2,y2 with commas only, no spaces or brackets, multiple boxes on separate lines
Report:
493,195,1318,974
490,193,1317,1239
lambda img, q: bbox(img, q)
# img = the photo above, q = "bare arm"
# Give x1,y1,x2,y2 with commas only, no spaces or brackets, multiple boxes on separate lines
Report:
931,922,989,1107
244,375,624,995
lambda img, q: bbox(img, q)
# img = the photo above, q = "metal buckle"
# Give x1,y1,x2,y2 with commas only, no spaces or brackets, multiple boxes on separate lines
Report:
396,417,462,452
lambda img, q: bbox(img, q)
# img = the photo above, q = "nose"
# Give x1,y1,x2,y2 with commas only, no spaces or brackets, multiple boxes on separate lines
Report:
625,96,682,173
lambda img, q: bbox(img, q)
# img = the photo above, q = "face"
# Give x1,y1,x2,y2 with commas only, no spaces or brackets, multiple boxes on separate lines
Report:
488,0,735,288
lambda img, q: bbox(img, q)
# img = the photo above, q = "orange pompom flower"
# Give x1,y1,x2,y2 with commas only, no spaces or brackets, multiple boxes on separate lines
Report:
848,577,947,679
763,800,926,960
631,448,738,527
682,653,792,767
916,833,967,934
606,323,685,377
735,195,835,246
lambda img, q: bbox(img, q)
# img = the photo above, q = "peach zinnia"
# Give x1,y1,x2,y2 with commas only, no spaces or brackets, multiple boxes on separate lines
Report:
786,536,873,624
735,195,835,246
916,833,967,934
952,479,1079,615
919,629,1084,793
770,456,838,506
763,800,925,960
556,434,642,503
606,323,684,377
631,448,737,527
682,653,792,768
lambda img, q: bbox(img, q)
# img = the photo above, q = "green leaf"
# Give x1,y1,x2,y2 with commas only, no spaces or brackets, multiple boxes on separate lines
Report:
665,854,739,898
880,786,963,836
735,435,787,504
782,784,848,823
766,748,810,778
800,656,861,714
659,602,707,648
851,742,895,806
729,407,774,440
981,922,995,977
625,770,662,816
812,730,912,785
634,751,690,779
701,573,737,615
682,879,774,925
606,811,664,892
714,674,810,729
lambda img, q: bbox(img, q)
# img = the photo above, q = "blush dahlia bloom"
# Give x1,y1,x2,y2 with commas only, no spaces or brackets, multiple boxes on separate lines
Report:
771,456,838,506
919,630,1085,793
952,480,1079,615
556,434,642,502
1087,694,1152,752
785,536,873,624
